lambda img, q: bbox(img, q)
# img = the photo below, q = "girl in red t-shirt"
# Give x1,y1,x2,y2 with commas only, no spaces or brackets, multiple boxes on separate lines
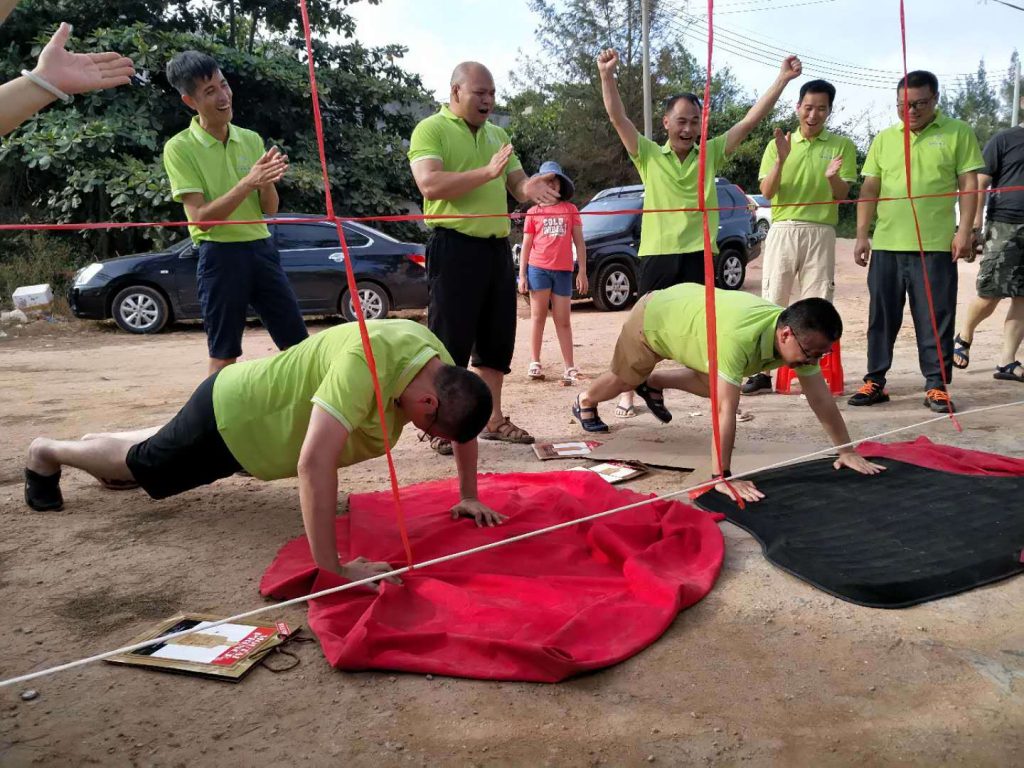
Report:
517,162,588,385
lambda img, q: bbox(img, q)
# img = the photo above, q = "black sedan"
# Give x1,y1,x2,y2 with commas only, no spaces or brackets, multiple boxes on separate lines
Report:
69,216,428,334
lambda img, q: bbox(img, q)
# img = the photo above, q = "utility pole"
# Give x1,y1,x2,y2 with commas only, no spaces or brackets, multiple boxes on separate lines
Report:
1013,56,1021,126
641,0,653,139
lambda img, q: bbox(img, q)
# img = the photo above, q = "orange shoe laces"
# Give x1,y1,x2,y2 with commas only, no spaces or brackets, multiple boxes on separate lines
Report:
926,388,951,403
856,381,880,395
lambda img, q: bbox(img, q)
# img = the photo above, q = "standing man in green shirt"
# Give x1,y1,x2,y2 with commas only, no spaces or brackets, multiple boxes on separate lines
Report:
596,48,803,417
24,320,504,581
742,79,858,395
570,284,884,502
163,51,308,377
850,70,984,413
408,62,559,455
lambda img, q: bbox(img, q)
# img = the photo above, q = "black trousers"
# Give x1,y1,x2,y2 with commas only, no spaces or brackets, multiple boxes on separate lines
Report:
425,227,516,374
865,250,958,390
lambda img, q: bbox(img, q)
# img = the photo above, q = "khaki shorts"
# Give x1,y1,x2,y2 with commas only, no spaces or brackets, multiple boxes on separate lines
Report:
609,294,664,387
761,220,837,305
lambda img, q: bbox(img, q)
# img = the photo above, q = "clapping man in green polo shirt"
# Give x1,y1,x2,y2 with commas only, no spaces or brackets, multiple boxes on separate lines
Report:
597,48,802,418
408,62,560,456
163,51,309,377
850,70,984,414
571,284,884,502
742,79,858,396
24,319,504,582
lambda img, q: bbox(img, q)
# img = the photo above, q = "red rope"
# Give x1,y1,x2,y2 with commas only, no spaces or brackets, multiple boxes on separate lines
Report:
695,0,742,506
898,0,962,431
296,0,414,566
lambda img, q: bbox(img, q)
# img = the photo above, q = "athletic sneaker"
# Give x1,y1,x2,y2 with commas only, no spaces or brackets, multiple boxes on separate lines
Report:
924,388,956,413
847,381,890,406
741,373,773,395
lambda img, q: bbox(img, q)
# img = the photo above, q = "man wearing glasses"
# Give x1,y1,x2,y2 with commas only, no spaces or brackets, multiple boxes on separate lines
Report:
571,284,885,502
850,70,984,413
24,320,504,584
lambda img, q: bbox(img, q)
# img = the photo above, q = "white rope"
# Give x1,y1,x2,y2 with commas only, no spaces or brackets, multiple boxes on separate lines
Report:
3,397,1022,690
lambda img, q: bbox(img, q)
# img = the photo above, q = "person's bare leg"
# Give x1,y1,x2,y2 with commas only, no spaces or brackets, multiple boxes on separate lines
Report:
581,372,635,409
550,295,575,371
26,436,138,483
959,296,1001,344
529,289,551,364
208,357,236,377
81,426,161,442
648,367,710,398
999,297,1024,367
473,366,506,428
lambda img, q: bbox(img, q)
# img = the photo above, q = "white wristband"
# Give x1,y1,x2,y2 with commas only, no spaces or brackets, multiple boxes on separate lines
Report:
21,70,72,103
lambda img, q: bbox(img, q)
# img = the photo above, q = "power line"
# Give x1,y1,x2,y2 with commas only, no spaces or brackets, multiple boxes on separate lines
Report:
988,0,1024,11
713,0,843,13
662,1,1006,81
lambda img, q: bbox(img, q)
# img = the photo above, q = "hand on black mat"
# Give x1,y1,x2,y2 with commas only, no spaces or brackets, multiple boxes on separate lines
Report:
833,451,887,476
715,478,765,503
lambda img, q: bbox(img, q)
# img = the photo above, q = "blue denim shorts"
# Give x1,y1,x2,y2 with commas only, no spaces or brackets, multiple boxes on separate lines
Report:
527,265,574,297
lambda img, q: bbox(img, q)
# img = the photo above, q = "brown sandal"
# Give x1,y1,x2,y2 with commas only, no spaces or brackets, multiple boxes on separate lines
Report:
480,415,535,444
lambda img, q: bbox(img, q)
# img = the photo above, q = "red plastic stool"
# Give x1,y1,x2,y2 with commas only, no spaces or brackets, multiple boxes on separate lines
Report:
774,340,844,396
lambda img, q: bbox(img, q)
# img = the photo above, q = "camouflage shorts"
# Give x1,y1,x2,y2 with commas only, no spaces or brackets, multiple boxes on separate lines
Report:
976,220,1024,298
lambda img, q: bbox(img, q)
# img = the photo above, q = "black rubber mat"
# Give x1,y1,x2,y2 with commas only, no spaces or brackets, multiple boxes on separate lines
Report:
696,458,1024,608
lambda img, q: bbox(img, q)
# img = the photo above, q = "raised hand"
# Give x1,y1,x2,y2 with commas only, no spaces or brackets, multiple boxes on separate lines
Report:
825,155,843,179
597,48,619,77
33,23,135,96
779,55,802,82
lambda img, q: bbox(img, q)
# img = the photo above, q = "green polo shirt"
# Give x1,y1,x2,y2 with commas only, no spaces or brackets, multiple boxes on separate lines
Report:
630,134,727,257
642,283,820,386
212,319,454,481
758,129,858,226
407,106,522,239
862,112,984,251
162,117,270,243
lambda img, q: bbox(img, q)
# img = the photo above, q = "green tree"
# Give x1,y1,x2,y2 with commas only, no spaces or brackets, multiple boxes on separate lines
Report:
0,0,427,272
940,60,1003,146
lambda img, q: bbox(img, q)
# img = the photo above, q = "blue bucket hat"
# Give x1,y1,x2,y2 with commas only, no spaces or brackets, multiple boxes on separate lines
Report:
534,160,575,202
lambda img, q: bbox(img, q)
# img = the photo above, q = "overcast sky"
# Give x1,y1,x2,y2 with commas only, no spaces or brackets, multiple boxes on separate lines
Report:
347,0,1023,137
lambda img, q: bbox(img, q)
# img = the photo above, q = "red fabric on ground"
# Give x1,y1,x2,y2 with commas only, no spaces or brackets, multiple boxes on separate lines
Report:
260,471,725,682
858,436,1024,476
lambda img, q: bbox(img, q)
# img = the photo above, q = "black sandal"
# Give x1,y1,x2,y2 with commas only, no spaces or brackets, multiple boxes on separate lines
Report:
24,468,63,512
635,382,673,423
952,334,971,370
572,395,609,433
994,361,1024,383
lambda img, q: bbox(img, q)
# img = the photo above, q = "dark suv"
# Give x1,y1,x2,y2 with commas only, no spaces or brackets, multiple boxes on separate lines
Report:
576,179,763,311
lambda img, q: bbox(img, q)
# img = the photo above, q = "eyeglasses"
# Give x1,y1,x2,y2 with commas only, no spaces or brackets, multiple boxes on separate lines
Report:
792,333,823,363
417,402,441,442
897,97,934,112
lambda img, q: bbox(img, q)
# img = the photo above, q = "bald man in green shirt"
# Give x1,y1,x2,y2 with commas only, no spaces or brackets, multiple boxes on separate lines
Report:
408,61,558,455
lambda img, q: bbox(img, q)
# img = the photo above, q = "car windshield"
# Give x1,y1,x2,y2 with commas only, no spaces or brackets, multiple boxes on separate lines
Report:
751,195,770,207
581,198,641,238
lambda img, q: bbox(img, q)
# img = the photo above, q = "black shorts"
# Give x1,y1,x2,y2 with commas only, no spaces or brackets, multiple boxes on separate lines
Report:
425,227,516,373
638,251,706,295
196,237,308,360
125,373,242,500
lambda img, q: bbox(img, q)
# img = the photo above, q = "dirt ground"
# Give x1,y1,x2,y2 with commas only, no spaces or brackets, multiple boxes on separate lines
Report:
1,240,1023,767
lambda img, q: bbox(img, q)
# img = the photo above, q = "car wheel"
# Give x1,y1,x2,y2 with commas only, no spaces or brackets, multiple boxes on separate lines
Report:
111,285,170,334
592,262,636,311
756,219,770,235
715,249,746,290
341,282,391,321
